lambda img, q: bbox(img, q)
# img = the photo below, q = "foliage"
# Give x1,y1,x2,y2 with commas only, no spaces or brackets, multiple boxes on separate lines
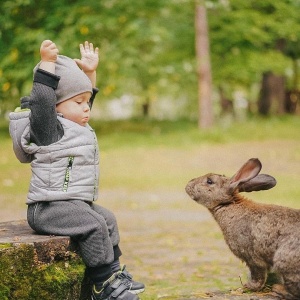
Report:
1,0,300,116
0,0,197,115
209,0,300,85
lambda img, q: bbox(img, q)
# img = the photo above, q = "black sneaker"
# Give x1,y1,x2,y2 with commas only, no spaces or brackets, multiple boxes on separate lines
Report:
116,266,145,295
91,273,140,300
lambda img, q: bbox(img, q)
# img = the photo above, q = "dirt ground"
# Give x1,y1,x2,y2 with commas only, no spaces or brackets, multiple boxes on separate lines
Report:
99,189,280,300
2,190,278,300
1,140,300,299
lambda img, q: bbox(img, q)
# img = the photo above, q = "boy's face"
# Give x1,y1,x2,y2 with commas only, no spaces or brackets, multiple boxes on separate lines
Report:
56,92,91,126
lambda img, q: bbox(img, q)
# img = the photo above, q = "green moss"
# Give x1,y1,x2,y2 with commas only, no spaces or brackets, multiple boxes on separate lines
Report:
0,243,13,249
0,244,86,300
0,283,10,300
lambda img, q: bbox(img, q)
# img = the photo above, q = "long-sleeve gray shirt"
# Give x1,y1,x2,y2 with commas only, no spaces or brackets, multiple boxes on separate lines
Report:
21,69,98,146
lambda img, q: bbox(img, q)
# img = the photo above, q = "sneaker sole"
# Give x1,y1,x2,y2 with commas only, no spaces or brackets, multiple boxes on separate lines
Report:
128,288,145,295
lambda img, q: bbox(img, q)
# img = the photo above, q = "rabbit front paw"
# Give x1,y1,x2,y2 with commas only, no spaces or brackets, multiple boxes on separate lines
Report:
244,268,267,291
244,279,265,291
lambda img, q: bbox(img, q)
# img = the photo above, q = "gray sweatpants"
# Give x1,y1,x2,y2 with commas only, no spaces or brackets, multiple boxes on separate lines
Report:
27,200,120,267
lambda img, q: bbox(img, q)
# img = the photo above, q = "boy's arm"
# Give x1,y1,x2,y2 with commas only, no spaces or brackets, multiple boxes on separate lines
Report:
29,71,63,146
29,40,63,146
39,40,58,73
74,41,99,88
74,41,99,109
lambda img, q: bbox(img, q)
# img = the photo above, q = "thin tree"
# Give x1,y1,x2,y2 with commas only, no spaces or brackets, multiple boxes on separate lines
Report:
195,1,214,128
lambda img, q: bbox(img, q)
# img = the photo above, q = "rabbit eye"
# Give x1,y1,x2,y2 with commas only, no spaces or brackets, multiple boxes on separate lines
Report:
207,178,213,185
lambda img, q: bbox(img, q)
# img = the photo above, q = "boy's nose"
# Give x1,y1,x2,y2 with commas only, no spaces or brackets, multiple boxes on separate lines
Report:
83,104,90,111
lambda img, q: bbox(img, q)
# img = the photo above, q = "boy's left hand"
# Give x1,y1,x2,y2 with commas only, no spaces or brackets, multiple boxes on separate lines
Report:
74,41,99,73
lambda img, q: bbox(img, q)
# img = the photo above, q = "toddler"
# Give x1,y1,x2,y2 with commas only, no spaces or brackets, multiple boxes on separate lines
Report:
9,40,144,300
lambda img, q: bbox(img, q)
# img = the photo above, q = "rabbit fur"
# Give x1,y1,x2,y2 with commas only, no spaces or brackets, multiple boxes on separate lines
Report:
185,158,300,300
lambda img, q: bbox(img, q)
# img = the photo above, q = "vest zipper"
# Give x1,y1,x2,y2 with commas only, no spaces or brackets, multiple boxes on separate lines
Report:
93,132,97,201
63,156,74,192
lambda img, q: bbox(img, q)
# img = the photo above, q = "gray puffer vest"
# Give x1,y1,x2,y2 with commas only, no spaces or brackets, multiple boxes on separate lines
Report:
9,111,99,204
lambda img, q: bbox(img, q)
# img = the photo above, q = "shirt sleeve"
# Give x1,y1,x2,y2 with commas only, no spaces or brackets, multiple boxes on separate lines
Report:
28,69,64,146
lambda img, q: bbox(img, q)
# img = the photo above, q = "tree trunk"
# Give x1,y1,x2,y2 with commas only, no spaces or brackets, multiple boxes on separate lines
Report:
142,101,150,117
285,58,300,114
0,220,88,300
258,72,286,115
195,2,214,128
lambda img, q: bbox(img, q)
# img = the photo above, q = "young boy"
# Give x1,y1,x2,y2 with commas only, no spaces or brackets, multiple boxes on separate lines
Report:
9,40,145,300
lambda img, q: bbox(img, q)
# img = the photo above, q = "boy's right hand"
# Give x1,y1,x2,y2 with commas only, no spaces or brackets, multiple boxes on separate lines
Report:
40,40,59,62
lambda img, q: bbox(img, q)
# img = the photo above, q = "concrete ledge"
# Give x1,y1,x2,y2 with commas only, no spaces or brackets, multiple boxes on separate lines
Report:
0,220,91,300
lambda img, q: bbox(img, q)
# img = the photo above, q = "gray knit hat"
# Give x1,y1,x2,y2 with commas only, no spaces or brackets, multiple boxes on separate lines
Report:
34,55,93,104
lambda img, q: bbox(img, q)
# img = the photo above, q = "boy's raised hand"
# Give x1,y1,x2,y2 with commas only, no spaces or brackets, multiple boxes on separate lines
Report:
39,40,59,73
40,40,59,62
74,41,99,74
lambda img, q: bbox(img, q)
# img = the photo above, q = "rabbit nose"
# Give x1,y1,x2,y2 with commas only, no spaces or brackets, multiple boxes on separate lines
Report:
185,184,195,199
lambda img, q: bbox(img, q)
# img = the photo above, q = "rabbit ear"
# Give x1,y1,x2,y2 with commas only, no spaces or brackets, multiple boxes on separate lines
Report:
238,174,277,192
229,158,262,192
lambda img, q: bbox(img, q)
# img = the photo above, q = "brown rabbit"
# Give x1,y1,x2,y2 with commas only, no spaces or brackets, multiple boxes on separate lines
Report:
185,158,300,300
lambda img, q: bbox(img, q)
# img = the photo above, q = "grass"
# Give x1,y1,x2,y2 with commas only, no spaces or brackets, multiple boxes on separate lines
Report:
1,115,300,299
88,115,300,150
2,115,300,149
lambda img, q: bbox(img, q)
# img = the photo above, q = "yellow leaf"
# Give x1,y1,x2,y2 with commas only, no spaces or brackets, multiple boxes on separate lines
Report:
80,26,89,35
2,82,10,92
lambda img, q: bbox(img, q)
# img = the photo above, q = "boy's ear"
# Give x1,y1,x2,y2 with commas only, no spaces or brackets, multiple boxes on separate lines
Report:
238,174,277,192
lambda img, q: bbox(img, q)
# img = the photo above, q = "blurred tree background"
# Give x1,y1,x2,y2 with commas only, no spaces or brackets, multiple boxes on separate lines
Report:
1,0,300,125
